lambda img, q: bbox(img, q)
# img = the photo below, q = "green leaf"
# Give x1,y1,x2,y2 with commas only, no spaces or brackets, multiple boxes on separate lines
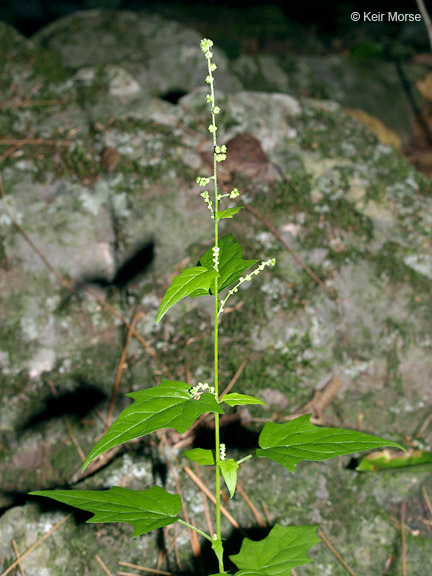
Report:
256,414,405,473
230,524,320,573
211,537,224,567
199,234,258,293
156,267,218,323
222,393,267,407
184,448,215,465
217,207,244,221
218,459,239,498
356,449,432,472
29,486,181,537
83,381,224,470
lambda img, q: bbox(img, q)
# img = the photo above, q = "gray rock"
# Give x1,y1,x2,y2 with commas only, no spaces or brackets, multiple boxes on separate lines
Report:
232,52,427,144
33,9,242,94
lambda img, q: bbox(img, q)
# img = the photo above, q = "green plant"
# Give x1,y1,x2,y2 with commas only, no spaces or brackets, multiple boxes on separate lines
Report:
30,39,404,574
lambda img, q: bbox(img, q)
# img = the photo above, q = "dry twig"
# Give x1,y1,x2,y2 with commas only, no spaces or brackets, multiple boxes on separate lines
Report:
118,572,151,576
118,563,174,576
194,462,214,536
401,501,407,576
106,308,145,429
96,554,114,576
317,527,358,576
236,481,267,527
48,379,86,462
183,465,239,529
219,357,248,399
423,485,432,516
245,204,332,296
0,137,71,147
161,440,201,558
0,514,72,576
261,501,272,525
0,142,22,164
281,374,342,423
12,540,25,576
416,412,432,440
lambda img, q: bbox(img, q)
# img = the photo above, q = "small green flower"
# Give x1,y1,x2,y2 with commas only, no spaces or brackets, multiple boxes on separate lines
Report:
212,246,220,271
200,38,214,53
190,382,216,398
219,258,276,315
196,176,211,187
219,443,226,460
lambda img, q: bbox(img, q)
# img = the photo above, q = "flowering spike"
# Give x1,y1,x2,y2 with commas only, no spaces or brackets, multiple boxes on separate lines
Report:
218,258,277,316
219,444,227,461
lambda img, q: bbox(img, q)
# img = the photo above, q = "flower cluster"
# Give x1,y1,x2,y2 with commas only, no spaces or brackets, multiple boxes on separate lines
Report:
200,38,214,59
196,176,211,187
215,144,226,163
218,258,277,316
239,258,276,283
200,190,214,217
189,382,215,399
212,245,220,271
219,443,226,461
216,188,240,203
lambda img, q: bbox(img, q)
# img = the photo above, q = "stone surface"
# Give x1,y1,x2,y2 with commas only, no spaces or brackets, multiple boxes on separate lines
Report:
231,52,427,144
0,10,431,576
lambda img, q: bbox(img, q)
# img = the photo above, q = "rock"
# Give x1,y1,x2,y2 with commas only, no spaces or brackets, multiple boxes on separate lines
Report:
32,9,241,94
343,107,402,150
232,52,428,144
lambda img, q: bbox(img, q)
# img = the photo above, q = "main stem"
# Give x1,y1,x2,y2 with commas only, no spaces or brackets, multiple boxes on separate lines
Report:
209,63,224,573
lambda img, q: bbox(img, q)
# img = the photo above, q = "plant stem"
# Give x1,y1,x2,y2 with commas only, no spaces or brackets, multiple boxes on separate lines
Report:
177,519,213,542
236,454,253,465
208,54,224,574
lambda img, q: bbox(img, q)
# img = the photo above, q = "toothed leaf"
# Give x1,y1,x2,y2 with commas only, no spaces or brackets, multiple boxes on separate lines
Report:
29,486,181,537
83,381,224,470
230,524,320,573
198,234,258,293
156,267,218,323
184,448,215,465
217,207,244,221
257,414,405,472
222,393,266,407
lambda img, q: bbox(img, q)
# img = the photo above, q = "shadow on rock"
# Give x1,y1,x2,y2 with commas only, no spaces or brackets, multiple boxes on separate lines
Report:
81,239,154,290
20,382,106,431
192,420,260,451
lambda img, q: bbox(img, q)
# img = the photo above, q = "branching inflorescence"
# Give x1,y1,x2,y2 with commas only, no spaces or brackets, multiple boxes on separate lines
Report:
30,39,404,574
